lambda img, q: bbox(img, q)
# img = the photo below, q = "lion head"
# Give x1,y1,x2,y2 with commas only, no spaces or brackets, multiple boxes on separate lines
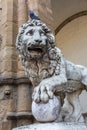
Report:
16,19,55,60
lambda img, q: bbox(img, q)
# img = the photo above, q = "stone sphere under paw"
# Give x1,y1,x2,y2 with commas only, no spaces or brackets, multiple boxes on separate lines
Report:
32,96,61,122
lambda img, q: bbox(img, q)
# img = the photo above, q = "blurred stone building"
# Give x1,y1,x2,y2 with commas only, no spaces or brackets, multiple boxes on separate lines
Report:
0,0,87,129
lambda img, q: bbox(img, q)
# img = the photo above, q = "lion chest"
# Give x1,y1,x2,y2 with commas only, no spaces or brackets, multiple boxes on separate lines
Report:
27,60,57,86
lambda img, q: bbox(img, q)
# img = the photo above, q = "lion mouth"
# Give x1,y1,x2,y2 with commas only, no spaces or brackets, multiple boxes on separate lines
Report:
27,47,44,59
28,47,43,53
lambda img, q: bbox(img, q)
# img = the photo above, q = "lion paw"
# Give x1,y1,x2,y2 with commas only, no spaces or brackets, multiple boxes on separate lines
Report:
32,82,54,103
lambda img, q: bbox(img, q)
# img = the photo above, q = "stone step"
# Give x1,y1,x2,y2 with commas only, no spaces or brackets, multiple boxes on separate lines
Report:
13,122,87,130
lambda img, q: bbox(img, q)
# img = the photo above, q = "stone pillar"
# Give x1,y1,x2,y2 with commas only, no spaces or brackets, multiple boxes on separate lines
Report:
17,84,31,112
38,0,54,30
1,0,18,77
27,0,39,20
27,0,54,30
17,0,28,78
18,0,28,27
0,0,18,129
0,0,18,116
27,0,39,12
0,4,2,75
17,84,33,126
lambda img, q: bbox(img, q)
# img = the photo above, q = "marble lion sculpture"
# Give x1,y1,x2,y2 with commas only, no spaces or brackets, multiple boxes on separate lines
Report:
16,19,87,122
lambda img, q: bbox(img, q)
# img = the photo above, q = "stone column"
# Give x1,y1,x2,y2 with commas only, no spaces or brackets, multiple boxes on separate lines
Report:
0,0,18,115
27,0,39,20
17,84,31,112
1,0,18,77
0,0,18,129
27,0,39,12
0,3,2,75
27,0,54,30
17,84,33,126
18,0,28,27
38,0,54,30
17,0,28,78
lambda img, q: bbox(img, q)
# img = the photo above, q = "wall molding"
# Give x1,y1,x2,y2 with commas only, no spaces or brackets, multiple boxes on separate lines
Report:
0,76,31,85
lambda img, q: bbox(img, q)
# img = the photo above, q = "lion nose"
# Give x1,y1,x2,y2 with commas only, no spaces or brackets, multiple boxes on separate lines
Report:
35,39,42,43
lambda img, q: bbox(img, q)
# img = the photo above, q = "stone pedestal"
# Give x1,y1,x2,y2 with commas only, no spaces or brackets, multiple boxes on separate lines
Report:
13,122,87,130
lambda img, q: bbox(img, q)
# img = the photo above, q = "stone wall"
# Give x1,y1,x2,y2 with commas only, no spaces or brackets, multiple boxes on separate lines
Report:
0,0,53,129
0,1,29,129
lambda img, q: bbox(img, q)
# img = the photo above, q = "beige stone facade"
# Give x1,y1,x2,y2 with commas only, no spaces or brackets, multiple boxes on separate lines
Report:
0,0,87,129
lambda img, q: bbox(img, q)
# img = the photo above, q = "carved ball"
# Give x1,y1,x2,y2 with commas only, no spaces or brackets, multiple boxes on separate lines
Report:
32,96,61,122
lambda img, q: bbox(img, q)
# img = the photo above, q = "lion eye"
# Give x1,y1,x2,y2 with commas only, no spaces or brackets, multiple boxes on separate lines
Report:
26,30,33,36
40,30,45,36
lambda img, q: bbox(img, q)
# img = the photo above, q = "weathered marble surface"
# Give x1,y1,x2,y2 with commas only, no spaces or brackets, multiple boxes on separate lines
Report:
32,96,60,122
13,123,87,130
16,19,87,122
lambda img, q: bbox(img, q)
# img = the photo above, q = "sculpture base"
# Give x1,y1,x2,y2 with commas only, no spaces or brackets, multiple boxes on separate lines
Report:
13,122,87,130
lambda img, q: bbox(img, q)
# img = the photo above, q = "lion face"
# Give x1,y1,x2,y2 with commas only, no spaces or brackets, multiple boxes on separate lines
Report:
16,20,55,60
22,26,48,60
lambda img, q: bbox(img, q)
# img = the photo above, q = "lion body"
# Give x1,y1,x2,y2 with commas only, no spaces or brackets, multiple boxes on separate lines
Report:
16,19,87,122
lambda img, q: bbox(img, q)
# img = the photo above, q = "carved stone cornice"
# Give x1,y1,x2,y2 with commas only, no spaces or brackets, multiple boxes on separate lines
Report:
7,112,34,120
0,77,31,85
